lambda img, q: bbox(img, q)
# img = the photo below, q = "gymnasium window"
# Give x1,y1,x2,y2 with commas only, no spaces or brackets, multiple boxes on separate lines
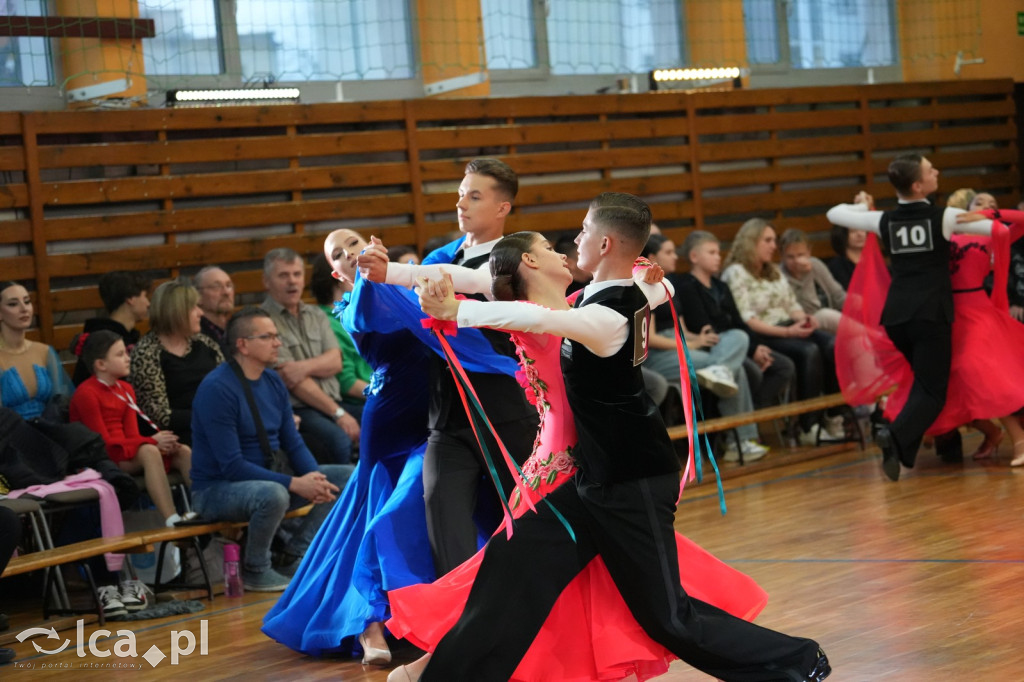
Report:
0,0,53,87
744,0,897,70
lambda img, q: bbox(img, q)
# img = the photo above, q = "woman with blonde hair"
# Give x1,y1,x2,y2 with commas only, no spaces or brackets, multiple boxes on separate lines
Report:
130,280,224,446
722,218,839,443
946,187,976,210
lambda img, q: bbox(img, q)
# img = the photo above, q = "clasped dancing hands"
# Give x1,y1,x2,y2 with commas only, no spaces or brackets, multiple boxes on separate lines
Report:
416,272,461,321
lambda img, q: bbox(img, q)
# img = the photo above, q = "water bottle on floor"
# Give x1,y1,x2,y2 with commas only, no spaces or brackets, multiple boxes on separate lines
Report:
223,543,244,597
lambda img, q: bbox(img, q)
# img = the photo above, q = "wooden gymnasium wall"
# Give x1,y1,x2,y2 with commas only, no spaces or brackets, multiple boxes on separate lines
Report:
0,78,1018,355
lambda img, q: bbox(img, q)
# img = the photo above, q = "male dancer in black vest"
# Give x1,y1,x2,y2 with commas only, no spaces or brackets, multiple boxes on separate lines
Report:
416,193,830,681
827,154,993,481
358,158,538,576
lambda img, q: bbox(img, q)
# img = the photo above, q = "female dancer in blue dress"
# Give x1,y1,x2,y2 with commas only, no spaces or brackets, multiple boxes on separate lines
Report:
261,229,435,662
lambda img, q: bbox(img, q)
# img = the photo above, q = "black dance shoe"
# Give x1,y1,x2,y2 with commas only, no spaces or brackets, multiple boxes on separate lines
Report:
876,427,900,482
770,646,831,681
804,648,831,681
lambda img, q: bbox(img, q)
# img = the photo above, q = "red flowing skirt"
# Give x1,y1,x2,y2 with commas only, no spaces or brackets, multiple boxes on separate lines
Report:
387,474,768,682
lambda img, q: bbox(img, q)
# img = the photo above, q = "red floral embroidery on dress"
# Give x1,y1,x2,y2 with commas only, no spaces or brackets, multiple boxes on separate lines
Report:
511,338,575,509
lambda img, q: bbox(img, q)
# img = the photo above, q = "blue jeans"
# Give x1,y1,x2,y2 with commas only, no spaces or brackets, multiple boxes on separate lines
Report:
294,407,354,465
647,329,758,441
192,464,353,574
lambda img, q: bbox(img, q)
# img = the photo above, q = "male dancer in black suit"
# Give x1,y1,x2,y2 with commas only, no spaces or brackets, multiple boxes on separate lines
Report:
358,158,538,576
416,193,830,681
827,154,993,480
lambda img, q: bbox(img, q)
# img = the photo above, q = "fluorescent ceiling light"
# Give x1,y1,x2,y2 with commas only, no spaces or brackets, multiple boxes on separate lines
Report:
166,88,300,105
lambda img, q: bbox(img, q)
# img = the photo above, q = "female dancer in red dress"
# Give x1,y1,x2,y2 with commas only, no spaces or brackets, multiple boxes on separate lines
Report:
376,232,769,682
838,205,1024,465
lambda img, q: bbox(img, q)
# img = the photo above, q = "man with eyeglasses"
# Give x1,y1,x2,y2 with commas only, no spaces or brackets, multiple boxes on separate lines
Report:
190,307,353,591
194,265,236,352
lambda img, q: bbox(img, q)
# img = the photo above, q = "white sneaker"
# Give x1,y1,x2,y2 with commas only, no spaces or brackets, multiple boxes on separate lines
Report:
742,440,770,457
119,580,148,612
696,365,739,398
97,585,126,618
166,511,200,527
823,415,846,440
800,421,845,446
722,440,769,463
798,424,821,446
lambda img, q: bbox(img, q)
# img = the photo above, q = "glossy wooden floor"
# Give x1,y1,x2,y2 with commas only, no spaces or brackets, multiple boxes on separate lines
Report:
4,436,1024,680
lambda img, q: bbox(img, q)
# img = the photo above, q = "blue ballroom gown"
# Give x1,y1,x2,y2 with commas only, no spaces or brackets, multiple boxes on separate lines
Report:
261,277,434,657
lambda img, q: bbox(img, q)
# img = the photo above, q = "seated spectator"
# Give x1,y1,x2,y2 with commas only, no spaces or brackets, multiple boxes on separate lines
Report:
310,251,371,421
554,232,592,295
674,232,797,413
642,234,747,400
721,220,840,443
261,248,359,465
825,225,866,290
643,234,774,460
0,504,20,663
72,271,150,385
387,244,421,265
779,229,846,333
193,265,236,352
70,330,195,526
0,281,74,420
190,308,353,591
130,281,224,446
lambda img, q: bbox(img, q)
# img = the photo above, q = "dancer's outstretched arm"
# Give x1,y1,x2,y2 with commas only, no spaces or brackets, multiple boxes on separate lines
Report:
960,208,1024,243
419,272,668,358
827,191,994,238
357,236,494,296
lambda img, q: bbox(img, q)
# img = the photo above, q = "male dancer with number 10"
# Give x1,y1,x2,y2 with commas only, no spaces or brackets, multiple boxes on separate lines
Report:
826,154,994,481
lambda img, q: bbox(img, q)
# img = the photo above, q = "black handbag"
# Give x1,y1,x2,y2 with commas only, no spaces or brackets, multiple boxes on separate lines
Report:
228,360,294,477
0,407,68,489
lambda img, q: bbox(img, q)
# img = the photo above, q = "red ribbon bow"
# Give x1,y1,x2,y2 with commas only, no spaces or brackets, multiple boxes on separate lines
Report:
73,332,90,357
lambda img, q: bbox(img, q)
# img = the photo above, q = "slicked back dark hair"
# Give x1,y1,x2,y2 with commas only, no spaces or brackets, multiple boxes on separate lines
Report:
489,231,541,301
464,157,518,201
588,192,651,252
888,153,923,197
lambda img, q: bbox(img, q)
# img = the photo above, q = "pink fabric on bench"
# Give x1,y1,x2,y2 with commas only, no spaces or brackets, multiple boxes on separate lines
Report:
8,468,125,572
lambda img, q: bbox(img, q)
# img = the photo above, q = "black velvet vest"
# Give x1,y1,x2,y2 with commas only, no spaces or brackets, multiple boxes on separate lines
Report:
879,201,952,326
561,283,680,484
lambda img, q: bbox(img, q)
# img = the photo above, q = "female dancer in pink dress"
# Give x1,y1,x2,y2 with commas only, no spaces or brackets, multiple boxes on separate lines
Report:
376,231,769,682
838,207,1024,465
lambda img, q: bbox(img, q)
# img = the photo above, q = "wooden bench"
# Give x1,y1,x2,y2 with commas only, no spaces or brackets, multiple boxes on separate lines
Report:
667,392,865,464
2,504,314,624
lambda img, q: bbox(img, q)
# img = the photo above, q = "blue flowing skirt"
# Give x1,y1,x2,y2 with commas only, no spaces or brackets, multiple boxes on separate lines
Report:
261,443,434,656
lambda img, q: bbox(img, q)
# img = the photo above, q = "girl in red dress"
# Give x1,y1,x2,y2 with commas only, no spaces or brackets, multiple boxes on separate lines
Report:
69,330,195,525
381,232,769,682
